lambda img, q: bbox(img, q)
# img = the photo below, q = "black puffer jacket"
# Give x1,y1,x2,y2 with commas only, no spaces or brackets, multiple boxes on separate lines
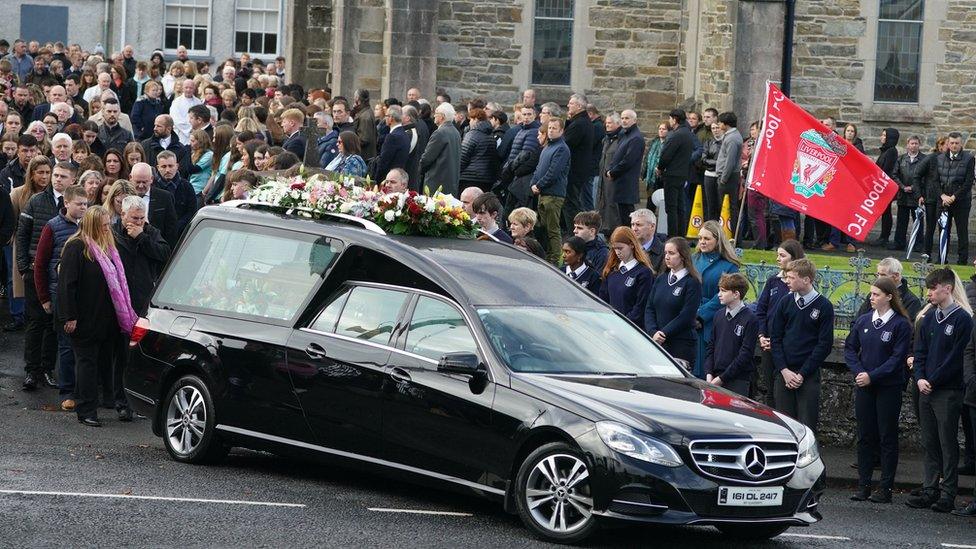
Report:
459,120,498,186
16,186,59,273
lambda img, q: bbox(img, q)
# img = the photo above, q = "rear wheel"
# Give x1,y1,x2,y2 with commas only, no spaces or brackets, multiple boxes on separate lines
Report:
716,523,790,540
162,375,228,464
514,442,598,543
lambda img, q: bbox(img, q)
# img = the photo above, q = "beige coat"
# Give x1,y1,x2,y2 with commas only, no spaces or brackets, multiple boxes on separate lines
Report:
9,185,32,299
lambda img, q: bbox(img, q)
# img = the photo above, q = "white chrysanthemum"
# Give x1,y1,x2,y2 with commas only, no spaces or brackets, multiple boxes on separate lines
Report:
384,210,396,222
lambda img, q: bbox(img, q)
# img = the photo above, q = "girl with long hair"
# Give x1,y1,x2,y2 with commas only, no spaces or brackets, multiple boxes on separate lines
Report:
204,125,235,204
102,149,126,185
123,141,147,170
8,156,52,327
755,239,805,406
845,276,912,504
693,220,742,377
188,129,213,196
598,226,653,325
102,179,135,222
325,131,368,177
645,237,703,366
59,205,140,427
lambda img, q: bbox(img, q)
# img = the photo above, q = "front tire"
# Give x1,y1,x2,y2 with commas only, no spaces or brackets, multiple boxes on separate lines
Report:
162,375,228,464
514,442,598,544
716,523,790,540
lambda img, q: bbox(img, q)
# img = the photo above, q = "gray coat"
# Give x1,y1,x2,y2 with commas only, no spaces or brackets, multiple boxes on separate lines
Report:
715,128,743,185
420,122,462,197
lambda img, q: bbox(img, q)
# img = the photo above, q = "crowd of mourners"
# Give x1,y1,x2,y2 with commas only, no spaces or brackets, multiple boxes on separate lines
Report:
0,37,973,518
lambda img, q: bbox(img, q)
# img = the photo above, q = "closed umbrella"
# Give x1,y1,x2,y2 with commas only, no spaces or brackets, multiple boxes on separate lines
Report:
906,205,925,261
938,210,950,265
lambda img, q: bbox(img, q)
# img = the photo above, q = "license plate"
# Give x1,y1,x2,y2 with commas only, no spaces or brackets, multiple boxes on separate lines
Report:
717,486,783,507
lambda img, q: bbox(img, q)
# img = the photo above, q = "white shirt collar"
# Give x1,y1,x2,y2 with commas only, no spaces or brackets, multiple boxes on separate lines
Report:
669,268,688,283
619,258,638,273
641,235,654,250
53,188,63,201
938,300,960,316
390,123,402,131
160,135,171,148
727,302,745,318
794,288,819,305
566,264,588,278
871,308,895,326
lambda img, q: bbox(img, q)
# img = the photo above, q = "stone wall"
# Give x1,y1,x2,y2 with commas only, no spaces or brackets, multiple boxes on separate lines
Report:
288,0,335,89
694,0,736,112
436,0,524,106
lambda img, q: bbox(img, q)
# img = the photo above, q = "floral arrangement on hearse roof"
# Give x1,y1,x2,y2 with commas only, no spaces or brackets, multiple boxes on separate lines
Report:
248,170,477,238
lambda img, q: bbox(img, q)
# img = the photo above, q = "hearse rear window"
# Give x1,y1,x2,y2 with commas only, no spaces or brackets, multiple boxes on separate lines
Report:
156,223,340,322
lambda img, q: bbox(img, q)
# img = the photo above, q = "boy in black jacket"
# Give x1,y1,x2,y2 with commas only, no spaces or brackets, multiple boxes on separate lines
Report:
705,273,758,396
908,268,973,513
770,258,834,433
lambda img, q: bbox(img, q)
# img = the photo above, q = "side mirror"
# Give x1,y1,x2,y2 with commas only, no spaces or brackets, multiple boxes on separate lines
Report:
437,352,483,376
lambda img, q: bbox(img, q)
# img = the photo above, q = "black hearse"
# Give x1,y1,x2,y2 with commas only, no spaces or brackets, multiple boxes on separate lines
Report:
124,202,825,543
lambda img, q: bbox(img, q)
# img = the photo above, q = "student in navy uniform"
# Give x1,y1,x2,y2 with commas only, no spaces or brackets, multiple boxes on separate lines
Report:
770,258,834,433
958,302,976,516
907,268,973,513
562,236,601,293
598,226,653,325
645,237,702,365
693,220,742,378
755,240,805,407
572,210,610,269
471,192,514,244
705,273,758,396
845,276,913,504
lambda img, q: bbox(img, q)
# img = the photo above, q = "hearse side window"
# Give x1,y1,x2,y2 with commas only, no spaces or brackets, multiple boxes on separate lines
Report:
156,224,339,322
308,286,351,334
334,286,409,345
404,296,478,361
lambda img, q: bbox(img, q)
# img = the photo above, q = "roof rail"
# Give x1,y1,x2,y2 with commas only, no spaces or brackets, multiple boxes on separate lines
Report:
221,200,387,235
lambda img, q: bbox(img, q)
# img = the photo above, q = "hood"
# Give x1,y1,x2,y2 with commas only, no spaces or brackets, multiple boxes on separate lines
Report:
473,120,493,135
881,127,900,150
513,374,795,444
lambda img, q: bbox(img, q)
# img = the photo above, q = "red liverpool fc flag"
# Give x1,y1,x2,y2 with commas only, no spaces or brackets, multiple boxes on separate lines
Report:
747,83,898,240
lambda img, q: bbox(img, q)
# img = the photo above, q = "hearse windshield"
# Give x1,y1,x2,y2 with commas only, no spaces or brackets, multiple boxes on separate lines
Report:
477,307,685,377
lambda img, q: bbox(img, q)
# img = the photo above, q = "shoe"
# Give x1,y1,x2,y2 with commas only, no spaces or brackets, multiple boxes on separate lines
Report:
850,486,871,501
869,488,892,503
932,496,956,513
61,399,76,411
850,460,881,470
959,463,975,476
78,417,102,427
951,501,976,517
43,371,57,388
821,243,836,252
118,408,133,422
906,490,939,508
910,486,926,497
22,373,37,391
3,320,24,332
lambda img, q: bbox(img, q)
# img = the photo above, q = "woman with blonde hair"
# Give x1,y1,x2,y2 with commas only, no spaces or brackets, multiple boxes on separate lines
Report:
162,61,185,99
598,226,654,325
188,129,213,196
235,117,260,134
8,156,52,329
59,205,140,427
693,219,742,377
102,179,135,222
26,121,51,155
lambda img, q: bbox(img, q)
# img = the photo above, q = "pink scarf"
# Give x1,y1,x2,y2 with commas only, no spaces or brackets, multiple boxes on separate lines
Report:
85,237,139,334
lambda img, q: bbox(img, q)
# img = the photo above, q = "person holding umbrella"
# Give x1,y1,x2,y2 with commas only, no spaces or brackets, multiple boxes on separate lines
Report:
916,137,948,259
892,135,925,253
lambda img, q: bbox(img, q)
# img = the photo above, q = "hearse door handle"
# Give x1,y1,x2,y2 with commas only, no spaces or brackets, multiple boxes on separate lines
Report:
305,343,327,360
389,367,412,383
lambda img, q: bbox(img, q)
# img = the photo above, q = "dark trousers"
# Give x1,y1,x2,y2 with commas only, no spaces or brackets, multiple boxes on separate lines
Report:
773,368,821,432
72,337,115,420
561,177,584,233
878,201,892,241
963,407,975,467
923,202,939,257
22,270,56,375
722,378,750,397
663,338,696,369
703,175,720,222
802,216,829,246
719,174,741,236
855,384,902,489
113,335,131,410
663,176,687,237
759,349,776,407
942,196,972,263
893,203,918,248
918,388,963,498
617,202,635,227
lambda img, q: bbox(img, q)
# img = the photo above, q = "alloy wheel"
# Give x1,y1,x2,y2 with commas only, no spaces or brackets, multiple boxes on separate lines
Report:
165,385,207,456
524,453,594,534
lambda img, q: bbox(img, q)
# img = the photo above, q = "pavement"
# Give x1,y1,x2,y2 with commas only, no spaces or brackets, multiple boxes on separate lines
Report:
2,329,976,547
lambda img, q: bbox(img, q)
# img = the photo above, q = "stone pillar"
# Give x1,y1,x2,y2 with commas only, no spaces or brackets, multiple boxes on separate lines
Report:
287,0,334,89
331,0,387,98
733,1,786,125
383,0,439,100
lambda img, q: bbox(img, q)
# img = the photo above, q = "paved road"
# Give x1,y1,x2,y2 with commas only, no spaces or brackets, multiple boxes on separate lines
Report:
1,330,974,548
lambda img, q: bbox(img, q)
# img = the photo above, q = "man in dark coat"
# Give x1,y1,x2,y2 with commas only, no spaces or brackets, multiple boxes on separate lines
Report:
606,110,644,226
853,257,923,322
419,103,462,197
153,150,198,237
280,109,307,161
402,105,429,190
371,105,410,183
934,132,975,265
142,114,191,178
871,127,901,247
891,134,925,251
130,163,179,246
656,108,696,237
586,105,606,212
562,93,594,232
352,89,378,161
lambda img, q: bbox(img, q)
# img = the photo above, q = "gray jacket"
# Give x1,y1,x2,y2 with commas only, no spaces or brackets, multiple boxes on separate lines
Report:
715,128,743,184
420,122,462,197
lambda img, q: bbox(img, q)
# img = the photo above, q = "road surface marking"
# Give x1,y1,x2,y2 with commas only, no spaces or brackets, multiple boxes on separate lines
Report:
942,544,976,549
367,507,472,517
778,533,851,541
0,489,305,508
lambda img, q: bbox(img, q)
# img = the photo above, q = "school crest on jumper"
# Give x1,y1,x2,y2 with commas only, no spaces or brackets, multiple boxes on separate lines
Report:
734,325,744,336
791,129,847,199
580,281,589,288
881,331,892,342
809,309,820,320
625,276,636,287
673,286,682,296
945,324,954,336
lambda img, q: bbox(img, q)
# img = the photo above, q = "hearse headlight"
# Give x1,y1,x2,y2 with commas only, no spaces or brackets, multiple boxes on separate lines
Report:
795,425,820,468
596,422,682,467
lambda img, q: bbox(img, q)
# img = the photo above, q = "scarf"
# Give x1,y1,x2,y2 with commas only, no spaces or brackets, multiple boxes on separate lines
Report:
86,237,139,334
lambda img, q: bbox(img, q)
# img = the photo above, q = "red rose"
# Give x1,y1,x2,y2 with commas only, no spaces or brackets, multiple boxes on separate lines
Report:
290,182,306,190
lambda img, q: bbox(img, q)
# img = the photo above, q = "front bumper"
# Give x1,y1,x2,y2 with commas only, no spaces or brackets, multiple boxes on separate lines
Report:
577,430,826,526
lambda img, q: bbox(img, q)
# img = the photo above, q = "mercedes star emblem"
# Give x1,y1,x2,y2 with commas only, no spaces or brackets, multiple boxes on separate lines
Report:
742,445,767,477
